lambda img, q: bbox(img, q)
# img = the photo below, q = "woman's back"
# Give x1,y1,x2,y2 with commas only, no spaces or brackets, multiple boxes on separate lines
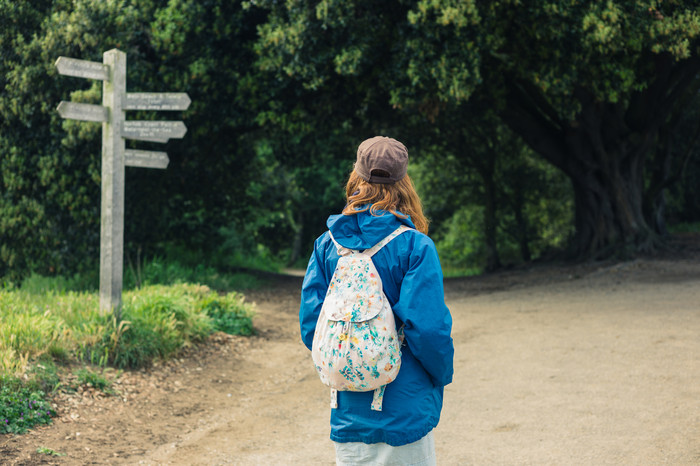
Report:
299,136,454,464
300,208,454,446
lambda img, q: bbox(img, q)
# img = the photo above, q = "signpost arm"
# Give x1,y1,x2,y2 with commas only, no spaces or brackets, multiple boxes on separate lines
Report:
100,49,126,318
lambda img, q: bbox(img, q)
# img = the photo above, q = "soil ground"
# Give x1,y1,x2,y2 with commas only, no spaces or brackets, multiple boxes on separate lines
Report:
2,236,700,465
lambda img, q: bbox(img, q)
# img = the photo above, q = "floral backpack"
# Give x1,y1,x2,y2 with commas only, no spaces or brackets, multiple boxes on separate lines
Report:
311,225,410,411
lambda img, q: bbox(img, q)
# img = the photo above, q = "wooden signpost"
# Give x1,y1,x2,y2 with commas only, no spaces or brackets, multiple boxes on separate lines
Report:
124,150,170,169
55,56,109,81
55,49,190,317
124,92,191,111
122,120,187,142
57,101,109,122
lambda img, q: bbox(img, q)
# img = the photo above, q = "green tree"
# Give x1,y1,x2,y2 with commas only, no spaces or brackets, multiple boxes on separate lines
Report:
254,0,700,258
0,0,369,279
0,0,162,279
662,86,700,229
413,111,573,272
2,0,306,279
0,0,53,278
152,0,384,265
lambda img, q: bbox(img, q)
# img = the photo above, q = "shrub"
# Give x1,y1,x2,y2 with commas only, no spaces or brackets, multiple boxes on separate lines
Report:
26,357,62,394
36,447,65,457
82,284,254,369
1,282,255,373
0,379,55,434
198,291,255,336
124,257,263,291
74,367,113,393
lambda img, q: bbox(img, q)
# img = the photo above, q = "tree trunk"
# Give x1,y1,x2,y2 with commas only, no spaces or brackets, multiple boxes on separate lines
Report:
645,126,673,237
645,95,700,237
512,190,532,262
497,54,700,259
482,169,502,271
288,209,303,266
567,156,653,259
455,125,502,271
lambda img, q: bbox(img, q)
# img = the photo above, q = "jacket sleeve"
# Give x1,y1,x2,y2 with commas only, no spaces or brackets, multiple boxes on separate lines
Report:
392,236,454,387
299,235,330,350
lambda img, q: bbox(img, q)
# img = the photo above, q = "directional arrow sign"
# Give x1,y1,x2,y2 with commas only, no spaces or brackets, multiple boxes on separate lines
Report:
124,93,191,111
57,101,108,122
55,56,109,81
124,149,169,169
122,120,187,142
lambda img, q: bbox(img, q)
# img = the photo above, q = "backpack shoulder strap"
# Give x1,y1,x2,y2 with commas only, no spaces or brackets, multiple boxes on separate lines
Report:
365,225,412,257
327,230,355,257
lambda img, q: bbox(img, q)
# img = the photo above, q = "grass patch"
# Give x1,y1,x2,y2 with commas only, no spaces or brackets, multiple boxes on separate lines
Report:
20,272,98,294
80,284,253,369
26,357,62,394
0,282,255,433
669,222,700,234
199,292,255,336
441,266,483,278
36,446,65,457
14,258,265,295
0,379,55,434
74,368,114,393
124,258,264,291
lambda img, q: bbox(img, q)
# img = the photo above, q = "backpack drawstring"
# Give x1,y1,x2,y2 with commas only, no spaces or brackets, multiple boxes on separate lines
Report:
371,385,386,411
330,388,338,409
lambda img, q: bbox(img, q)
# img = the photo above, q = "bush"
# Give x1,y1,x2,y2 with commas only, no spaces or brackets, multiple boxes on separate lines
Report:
198,291,255,336
669,222,700,234
0,282,255,374
14,257,264,295
80,283,254,369
124,256,265,291
0,379,55,434
74,367,113,393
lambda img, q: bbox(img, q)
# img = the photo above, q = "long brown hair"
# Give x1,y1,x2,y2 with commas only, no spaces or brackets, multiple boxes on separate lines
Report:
342,170,429,234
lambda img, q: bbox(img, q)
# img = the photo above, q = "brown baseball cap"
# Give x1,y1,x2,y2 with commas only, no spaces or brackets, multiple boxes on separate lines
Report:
355,136,408,184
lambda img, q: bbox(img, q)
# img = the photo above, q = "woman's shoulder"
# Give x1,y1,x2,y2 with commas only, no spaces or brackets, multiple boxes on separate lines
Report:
401,227,437,249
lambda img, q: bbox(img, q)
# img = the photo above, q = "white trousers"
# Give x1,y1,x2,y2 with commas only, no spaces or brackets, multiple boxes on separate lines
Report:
334,431,436,466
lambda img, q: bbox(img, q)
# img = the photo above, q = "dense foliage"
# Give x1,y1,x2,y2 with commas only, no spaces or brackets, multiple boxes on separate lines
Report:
1,0,699,280
255,0,700,258
0,0,282,280
0,382,55,434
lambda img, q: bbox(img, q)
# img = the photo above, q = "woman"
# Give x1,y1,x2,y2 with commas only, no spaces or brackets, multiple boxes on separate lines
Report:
300,136,454,465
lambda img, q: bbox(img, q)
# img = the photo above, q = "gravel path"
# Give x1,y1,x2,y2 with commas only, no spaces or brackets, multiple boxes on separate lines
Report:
1,256,699,465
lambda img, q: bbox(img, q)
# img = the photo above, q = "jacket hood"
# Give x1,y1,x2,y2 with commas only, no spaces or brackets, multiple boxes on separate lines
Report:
326,208,415,250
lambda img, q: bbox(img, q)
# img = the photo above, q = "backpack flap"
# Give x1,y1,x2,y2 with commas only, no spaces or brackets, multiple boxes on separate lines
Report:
323,253,385,322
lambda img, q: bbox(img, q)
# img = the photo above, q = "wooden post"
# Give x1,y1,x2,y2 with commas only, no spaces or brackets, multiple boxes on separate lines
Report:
55,49,189,319
100,49,126,317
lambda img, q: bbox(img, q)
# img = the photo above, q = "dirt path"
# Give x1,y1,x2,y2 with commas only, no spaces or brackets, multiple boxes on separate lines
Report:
2,254,699,465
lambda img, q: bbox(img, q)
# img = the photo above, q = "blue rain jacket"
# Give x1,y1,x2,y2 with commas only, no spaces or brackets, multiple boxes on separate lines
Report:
300,209,454,446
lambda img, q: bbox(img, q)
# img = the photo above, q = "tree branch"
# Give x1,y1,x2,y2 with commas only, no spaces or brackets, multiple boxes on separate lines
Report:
649,114,700,200
628,53,700,132
499,76,569,172
651,57,700,129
